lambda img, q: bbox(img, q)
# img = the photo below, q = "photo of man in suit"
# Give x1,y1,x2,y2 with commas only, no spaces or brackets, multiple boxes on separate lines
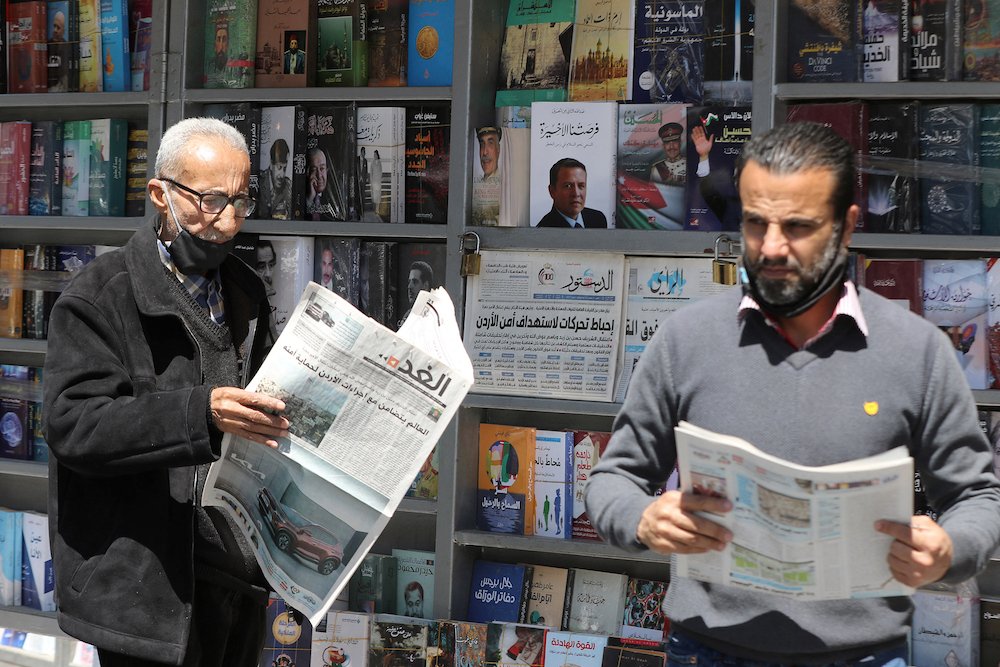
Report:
536,158,608,228
283,34,304,74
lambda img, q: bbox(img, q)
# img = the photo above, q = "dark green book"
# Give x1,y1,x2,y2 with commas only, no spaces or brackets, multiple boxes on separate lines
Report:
316,0,368,86
88,118,128,217
348,553,397,614
203,0,258,88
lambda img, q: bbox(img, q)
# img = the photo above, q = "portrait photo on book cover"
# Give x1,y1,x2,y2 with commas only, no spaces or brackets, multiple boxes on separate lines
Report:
533,158,609,228
283,31,306,74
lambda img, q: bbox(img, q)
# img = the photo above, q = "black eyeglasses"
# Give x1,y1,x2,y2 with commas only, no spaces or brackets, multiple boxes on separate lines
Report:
160,177,256,218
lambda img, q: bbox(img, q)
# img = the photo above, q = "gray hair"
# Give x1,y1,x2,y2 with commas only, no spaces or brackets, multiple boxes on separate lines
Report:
154,117,248,179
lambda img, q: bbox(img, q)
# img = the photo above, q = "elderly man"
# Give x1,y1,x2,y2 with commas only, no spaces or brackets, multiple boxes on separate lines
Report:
585,122,1000,666
44,117,289,666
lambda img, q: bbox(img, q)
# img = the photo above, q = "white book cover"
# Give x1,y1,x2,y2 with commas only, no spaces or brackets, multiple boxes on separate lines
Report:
259,236,314,335
357,106,406,223
912,588,980,667
392,548,435,619
0,509,22,606
533,430,573,538
20,511,54,611
529,101,618,228
565,568,627,635
543,631,608,667
310,610,371,667
259,106,299,221
923,259,990,389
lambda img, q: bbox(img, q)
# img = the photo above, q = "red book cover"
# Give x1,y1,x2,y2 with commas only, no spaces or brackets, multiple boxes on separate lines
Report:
862,259,923,315
0,121,32,216
7,0,48,93
572,430,610,541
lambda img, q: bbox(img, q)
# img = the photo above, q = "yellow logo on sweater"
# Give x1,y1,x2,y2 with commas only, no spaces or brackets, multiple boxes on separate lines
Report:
864,402,879,416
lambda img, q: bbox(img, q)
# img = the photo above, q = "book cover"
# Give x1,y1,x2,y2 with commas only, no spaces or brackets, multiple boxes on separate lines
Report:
259,104,301,221
533,429,573,539
78,0,101,91
0,248,25,341
631,0,705,104
255,0,315,88
367,0,406,87
0,395,28,458
88,117,127,217
405,104,450,224
395,242,445,327
62,119,91,216
392,548,435,619
982,104,1000,235
543,631,608,667
785,0,861,83
472,125,502,226
615,103,688,231
406,444,438,500
46,0,78,92
684,105,750,231
863,0,909,81
919,103,980,235
124,125,147,217
307,103,358,221
568,0,634,101
261,593,314,667
867,101,920,233
128,0,152,91
988,259,1000,389
911,588,980,667
0,120,32,216
360,240,398,329
311,610,371,667
20,511,54,610
495,115,531,227
21,245,45,340
348,552,397,614
982,597,1000,666
314,237,361,307
28,119,62,216
256,235,312,335
572,430,609,541
529,101,617,228
99,0,128,91
358,106,406,223
702,0,754,105
863,259,923,314
564,568,628,636
454,622,489,667
407,0,453,86
467,560,530,625
203,0,258,89
964,1,1000,80
203,102,262,216
620,577,668,641
317,0,368,87
785,101,869,231
600,644,666,667
370,617,428,667
494,0,575,106
427,621,456,667
0,509,22,606
524,564,570,628
7,0,47,93
924,259,990,390
485,622,547,667
910,0,963,81
477,423,537,536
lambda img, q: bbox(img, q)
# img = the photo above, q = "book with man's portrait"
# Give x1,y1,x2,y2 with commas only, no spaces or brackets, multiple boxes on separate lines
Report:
203,0,258,89
684,105,749,231
307,103,359,221
254,0,315,88
616,102,687,230
203,102,262,218
391,548,435,619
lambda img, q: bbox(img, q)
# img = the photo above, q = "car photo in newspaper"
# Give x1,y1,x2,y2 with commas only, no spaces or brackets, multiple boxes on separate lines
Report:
202,283,472,625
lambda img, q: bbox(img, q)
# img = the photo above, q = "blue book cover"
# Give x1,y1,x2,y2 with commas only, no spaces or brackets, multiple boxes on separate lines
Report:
631,0,705,104
99,0,129,91
0,397,30,461
260,594,313,667
919,103,980,235
20,511,54,611
467,560,529,624
407,0,454,86
684,105,749,231
533,430,573,539
0,509,22,606
785,0,862,83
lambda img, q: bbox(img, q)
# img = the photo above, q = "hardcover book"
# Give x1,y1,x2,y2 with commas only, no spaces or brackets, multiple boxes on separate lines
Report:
863,0,909,81
910,0,962,81
924,259,990,390
99,0,129,91
0,249,24,341
370,617,428,667
405,104,450,224
357,106,406,223
316,0,368,87
620,577,668,641
392,548,435,619
568,0,634,101
256,235,312,335
203,0,258,89
631,0,705,104
616,103,688,231
20,511,54,610
964,1,1000,80
259,104,302,221
307,103,358,221
395,242,445,327
6,0,47,93
981,104,1000,235
702,0,754,105
261,594,314,667
0,396,28,457
684,105,750,231
524,564,570,628
348,552,397,614
564,568,628,636
477,423,537,536
911,588,980,667
46,0,78,92
0,509,22,606
572,431,609,541
78,0,101,91
128,0,152,91
314,236,361,307
785,0,861,83
543,631,608,667
485,622,546,667
203,102,262,216
88,117,127,217
124,126,147,217
360,240,398,329
867,101,920,233
982,597,1000,666
862,259,923,314
466,560,531,625
21,245,45,340
255,0,315,88
311,610,371,667
919,103,980,235
28,119,62,216
407,0,453,86
533,429,573,539
530,101,618,228
367,0,406,87
62,119,91,217
0,121,32,216
494,0,575,106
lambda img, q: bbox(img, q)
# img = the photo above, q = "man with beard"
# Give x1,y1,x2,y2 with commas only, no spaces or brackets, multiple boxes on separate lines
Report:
213,21,229,71
584,122,1000,666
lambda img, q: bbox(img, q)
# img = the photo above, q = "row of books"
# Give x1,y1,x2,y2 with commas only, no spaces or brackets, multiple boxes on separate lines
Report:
201,0,452,90
0,509,53,612
2,0,153,94
206,102,448,224
0,119,147,217
0,364,46,463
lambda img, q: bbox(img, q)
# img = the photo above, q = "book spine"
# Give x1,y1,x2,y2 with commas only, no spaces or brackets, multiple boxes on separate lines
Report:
124,126,148,217
899,0,911,80
99,0,129,91
518,565,533,624
292,105,306,220
561,569,575,631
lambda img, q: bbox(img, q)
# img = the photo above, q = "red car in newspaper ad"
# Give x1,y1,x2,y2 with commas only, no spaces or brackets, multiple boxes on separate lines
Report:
258,488,343,575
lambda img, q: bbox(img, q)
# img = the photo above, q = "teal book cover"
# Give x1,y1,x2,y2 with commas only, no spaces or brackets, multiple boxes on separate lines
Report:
407,0,453,86
203,0,258,88
88,118,127,217
495,0,575,106
392,548,435,619
62,120,91,217
99,0,129,91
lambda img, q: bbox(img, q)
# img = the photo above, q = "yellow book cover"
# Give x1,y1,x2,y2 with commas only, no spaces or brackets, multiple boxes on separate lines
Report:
0,249,24,339
79,0,103,92
477,423,537,535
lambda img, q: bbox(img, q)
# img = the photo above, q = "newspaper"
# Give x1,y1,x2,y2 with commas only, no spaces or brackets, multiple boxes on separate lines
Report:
203,283,472,626
673,421,914,600
463,250,626,401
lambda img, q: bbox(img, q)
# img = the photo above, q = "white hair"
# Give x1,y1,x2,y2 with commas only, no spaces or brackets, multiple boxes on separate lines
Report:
154,117,248,179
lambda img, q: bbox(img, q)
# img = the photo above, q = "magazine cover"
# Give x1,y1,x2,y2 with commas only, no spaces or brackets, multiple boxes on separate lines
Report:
616,103,688,230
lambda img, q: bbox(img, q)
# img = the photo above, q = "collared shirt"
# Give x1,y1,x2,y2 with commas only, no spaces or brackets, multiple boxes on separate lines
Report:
738,280,868,350
156,239,226,325
556,209,585,228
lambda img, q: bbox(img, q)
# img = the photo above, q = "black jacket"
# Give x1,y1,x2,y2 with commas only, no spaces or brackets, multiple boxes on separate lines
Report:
536,205,608,228
43,219,272,664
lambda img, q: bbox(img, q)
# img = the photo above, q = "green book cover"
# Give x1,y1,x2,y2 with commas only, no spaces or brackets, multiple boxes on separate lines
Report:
495,0,576,106
88,118,127,217
317,0,368,87
203,0,258,88
62,120,91,216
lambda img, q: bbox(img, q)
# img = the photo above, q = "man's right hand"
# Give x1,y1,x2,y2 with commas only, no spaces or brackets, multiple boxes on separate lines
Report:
636,490,733,554
210,387,290,448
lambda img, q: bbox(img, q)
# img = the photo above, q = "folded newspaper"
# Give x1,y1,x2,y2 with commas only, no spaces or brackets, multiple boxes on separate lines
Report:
203,283,473,626
673,421,914,601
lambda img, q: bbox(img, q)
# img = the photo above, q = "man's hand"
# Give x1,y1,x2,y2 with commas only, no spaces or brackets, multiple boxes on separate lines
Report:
691,125,713,159
875,515,953,588
210,386,289,448
636,490,733,555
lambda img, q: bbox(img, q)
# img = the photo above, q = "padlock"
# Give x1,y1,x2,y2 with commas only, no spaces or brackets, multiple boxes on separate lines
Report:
460,231,482,277
712,234,739,285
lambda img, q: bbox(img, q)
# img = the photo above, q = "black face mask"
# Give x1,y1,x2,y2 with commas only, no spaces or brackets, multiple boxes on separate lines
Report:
163,187,235,275
742,241,849,319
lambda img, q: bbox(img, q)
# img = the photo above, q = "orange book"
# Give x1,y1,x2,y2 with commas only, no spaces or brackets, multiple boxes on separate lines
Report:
0,248,25,339
477,423,536,535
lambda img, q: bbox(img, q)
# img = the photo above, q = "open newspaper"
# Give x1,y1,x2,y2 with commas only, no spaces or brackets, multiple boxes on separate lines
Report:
673,421,914,600
203,283,472,626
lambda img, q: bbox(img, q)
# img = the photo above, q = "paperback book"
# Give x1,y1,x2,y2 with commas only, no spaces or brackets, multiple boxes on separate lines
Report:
923,259,990,390
862,259,923,314
564,568,628,636
543,631,608,667
866,101,920,233
62,123,91,217
29,122,63,218
454,621,489,667
702,0,754,105
485,622,547,667
259,104,302,221
261,594,314,667
568,0,635,101
46,0,79,92
785,0,861,83
571,431,609,541
255,0,315,88
307,104,358,221
533,430,573,539
357,106,405,223
911,587,980,667
88,117,127,217
395,241,445,328
981,104,1000,235
360,240,398,329
494,0,575,106
257,235,313,335
311,610,371,667
6,0,47,93
524,564,570,628
982,597,1000,666
919,103,980,235
369,617,428,667
405,104,450,224
316,0,368,87
964,1,1000,81
348,552,397,614
862,0,909,81
631,0,705,104
203,0,258,88
0,396,28,457
99,0,129,91
910,0,963,81
620,578,668,641
466,560,531,625
477,423,537,535
684,105,749,231
78,0,101,91
407,0,453,86
0,509,22,606
314,237,361,307
124,126,147,217
0,121,32,216
367,0,406,87
129,0,152,91
20,511,54,611
392,548,435,619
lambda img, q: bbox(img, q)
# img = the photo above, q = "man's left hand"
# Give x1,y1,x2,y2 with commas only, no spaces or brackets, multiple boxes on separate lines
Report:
875,515,953,588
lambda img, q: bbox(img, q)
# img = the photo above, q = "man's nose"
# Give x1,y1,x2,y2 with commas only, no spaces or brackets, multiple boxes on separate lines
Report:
760,223,789,257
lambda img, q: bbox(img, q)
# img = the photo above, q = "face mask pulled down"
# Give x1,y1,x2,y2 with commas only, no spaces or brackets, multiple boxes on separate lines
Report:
163,186,235,275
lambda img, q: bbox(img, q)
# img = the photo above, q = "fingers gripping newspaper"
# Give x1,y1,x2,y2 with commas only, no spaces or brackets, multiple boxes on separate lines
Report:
203,284,472,626
674,421,914,600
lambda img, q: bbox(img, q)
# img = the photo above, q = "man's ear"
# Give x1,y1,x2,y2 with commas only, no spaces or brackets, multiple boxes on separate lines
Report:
147,178,168,215
841,204,859,248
